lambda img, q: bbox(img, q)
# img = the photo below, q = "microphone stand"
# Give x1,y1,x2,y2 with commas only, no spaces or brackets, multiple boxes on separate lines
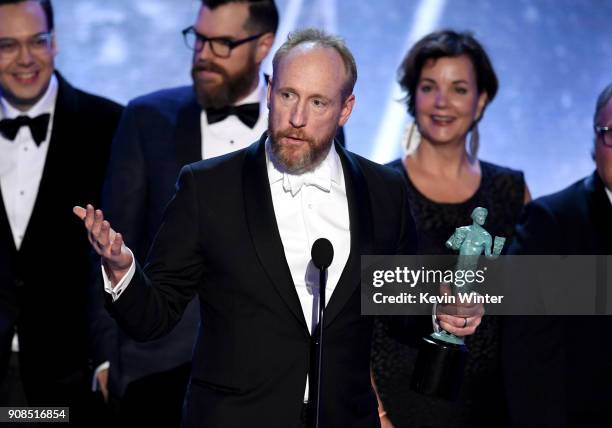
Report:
310,237,333,428
315,267,327,428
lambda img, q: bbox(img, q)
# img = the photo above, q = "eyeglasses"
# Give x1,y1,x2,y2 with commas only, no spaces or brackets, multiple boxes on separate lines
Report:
595,125,612,147
0,32,53,59
182,26,263,58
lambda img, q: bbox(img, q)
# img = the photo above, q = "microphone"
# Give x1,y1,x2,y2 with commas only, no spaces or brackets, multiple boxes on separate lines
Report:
310,238,333,428
311,238,334,270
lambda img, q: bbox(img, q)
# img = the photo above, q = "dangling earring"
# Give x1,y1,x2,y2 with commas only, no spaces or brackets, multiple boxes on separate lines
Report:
403,121,422,156
468,124,479,162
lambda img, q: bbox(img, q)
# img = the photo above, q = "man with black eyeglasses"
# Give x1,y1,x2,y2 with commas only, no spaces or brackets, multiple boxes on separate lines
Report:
504,83,612,428
89,1,280,427
0,0,123,422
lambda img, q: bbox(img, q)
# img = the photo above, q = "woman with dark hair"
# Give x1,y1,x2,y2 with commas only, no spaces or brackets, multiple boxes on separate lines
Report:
372,30,530,428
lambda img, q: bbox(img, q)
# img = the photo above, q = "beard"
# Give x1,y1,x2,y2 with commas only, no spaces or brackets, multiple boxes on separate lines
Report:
268,120,336,174
191,54,258,109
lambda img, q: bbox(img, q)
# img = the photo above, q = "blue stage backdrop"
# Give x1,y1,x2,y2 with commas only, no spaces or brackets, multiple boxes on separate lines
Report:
55,0,612,198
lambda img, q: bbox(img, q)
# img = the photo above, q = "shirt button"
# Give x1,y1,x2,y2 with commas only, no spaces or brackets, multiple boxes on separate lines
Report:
23,147,28,152
19,190,24,196
308,204,313,209
230,140,235,144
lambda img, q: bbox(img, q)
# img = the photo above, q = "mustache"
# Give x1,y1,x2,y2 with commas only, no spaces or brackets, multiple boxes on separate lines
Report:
276,129,313,142
192,61,227,76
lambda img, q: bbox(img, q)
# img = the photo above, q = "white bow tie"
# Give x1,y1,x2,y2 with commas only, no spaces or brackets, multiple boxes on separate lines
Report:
282,171,331,196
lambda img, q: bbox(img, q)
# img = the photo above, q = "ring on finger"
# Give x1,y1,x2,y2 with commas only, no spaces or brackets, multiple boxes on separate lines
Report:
462,317,468,328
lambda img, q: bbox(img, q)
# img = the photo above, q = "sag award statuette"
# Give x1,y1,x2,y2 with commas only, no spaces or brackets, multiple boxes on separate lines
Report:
411,207,505,400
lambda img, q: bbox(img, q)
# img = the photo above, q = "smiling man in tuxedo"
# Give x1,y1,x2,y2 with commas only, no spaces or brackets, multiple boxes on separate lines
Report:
77,29,482,428
0,0,123,420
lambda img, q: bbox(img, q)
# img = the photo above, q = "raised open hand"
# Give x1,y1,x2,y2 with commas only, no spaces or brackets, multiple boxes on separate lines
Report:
73,204,133,285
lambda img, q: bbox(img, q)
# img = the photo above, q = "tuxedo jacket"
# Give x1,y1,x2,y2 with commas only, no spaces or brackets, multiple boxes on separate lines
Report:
504,171,612,428
105,136,417,428
0,72,123,389
93,85,347,397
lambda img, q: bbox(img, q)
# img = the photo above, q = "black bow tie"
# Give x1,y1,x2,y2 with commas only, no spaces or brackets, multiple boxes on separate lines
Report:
0,113,51,146
205,103,259,128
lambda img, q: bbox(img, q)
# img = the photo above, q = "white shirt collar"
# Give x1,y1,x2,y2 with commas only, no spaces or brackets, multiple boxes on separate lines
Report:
605,186,612,207
266,138,342,196
1,73,58,119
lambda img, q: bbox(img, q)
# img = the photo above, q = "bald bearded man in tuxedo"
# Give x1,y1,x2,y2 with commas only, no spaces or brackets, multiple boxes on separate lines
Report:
76,29,482,428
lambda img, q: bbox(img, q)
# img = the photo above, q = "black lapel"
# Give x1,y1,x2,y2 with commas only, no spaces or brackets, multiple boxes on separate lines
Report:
173,87,202,166
322,141,373,327
0,187,16,300
19,72,76,252
242,135,309,333
0,186,16,255
586,171,612,254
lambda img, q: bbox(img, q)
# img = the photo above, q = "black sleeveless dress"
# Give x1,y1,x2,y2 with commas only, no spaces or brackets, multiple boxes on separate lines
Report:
372,158,525,428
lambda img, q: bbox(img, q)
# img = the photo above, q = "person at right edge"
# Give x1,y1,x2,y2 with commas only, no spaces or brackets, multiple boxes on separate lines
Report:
371,30,531,428
503,84,612,428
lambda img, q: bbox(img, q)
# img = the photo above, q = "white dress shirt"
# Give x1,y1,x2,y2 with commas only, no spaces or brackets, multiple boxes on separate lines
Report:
201,74,268,159
0,74,57,250
605,186,612,206
265,140,351,334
